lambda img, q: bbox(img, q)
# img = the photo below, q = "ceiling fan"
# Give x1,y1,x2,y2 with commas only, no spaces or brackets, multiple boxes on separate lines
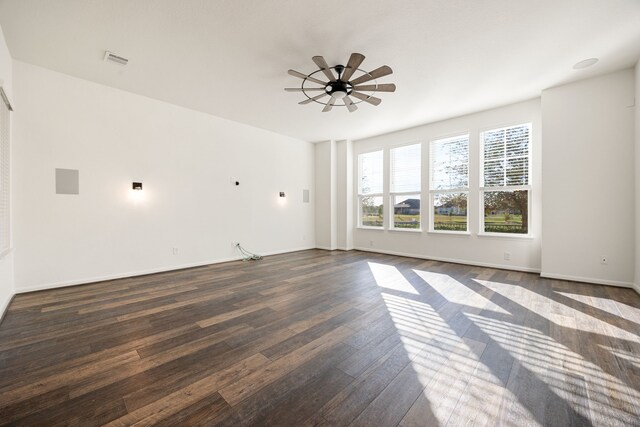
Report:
285,53,396,112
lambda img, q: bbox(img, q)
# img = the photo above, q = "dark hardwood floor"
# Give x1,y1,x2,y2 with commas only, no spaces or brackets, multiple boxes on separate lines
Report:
1,249,639,426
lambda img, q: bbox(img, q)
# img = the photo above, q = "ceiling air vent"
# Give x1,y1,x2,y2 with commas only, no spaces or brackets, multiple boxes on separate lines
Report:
103,51,128,66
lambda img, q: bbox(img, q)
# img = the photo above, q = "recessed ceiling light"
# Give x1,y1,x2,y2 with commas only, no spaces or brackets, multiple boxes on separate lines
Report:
573,58,598,70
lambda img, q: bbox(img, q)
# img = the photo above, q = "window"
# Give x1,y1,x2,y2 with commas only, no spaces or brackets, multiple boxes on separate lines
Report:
429,135,469,232
390,144,421,229
481,123,531,234
0,87,10,255
358,150,384,228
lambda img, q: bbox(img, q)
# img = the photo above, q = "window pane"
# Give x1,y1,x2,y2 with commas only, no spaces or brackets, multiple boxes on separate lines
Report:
506,157,528,186
482,123,530,187
483,159,504,187
483,129,505,160
483,190,528,234
430,135,469,190
433,193,467,232
393,195,420,229
360,196,384,227
390,144,421,193
359,150,383,194
506,125,530,157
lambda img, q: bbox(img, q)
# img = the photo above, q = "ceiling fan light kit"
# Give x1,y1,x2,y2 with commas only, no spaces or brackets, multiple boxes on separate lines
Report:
285,53,396,112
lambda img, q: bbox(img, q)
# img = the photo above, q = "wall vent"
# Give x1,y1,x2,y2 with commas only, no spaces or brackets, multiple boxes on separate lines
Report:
103,51,128,66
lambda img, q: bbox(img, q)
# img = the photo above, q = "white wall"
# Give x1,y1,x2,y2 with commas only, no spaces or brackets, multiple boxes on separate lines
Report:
635,61,640,293
0,24,14,317
314,140,336,250
541,69,635,287
352,99,542,272
12,61,315,292
336,140,354,250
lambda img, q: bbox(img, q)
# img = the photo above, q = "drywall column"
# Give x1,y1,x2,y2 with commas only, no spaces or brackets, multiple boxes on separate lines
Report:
541,69,635,287
0,23,13,317
315,140,337,249
336,140,354,250
634,60,640,293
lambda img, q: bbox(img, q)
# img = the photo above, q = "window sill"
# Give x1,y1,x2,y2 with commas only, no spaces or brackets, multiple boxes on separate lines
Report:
477,232,534,240
427,230,471,236
357,226,385,231
389,228,422,233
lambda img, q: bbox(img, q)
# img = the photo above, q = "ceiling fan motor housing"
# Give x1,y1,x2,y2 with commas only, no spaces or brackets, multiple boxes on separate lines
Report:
326,80,353,98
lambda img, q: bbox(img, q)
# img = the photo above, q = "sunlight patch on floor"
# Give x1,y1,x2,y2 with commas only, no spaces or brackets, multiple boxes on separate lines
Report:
466,283,640,425
368,262,419,295
414,270,510,315
369,264,512,425
369,262,640,425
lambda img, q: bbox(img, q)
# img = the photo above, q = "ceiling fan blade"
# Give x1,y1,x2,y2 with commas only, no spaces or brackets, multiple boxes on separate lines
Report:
312,56,335,81
322,98,335,112
349,65,393,85
299,93,329,105
343,96,358,112
353,83,397,92
288,70,327,86
351,91,382,106
284,87,325,92
341,53,365,81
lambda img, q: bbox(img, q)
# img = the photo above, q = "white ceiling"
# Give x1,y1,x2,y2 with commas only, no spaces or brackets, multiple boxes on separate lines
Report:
1,0,639,142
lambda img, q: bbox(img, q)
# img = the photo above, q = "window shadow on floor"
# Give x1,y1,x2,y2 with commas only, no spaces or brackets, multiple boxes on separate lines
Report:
367,258,640,426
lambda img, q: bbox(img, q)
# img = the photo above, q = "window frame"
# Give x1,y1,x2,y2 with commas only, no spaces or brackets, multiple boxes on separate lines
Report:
357,149,385,229
479,123,532,238
389,143,422,232
428,133,470,235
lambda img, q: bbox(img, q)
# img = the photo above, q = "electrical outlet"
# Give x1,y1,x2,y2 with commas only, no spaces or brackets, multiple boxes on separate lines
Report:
232,241,238,247
171,247,179,255
369,240,374,247
600,256,608,265
504,252,511,261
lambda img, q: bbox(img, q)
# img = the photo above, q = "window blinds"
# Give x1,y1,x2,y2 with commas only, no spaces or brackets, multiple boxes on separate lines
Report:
483,124,530,187
0,92,9,254
430,135,469,190
390,143,421,193
359,150,383,194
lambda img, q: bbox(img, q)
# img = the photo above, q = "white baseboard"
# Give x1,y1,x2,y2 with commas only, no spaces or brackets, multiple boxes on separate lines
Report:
13,245,637,295
0,290,15,323
315,246,355,251
14,246,316,294
539,273,635,289
353,247,541,273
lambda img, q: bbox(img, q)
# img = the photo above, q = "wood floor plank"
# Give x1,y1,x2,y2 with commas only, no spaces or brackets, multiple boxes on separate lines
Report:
397,337,486,427
261,307,363,360
1,249,639,426
209,342,357,426
314,342,418,425
218,324,354,406
0,350,140,407
105,353,269,426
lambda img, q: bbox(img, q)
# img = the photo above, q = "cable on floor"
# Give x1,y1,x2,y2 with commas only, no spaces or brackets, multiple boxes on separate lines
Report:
235,243,262,261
